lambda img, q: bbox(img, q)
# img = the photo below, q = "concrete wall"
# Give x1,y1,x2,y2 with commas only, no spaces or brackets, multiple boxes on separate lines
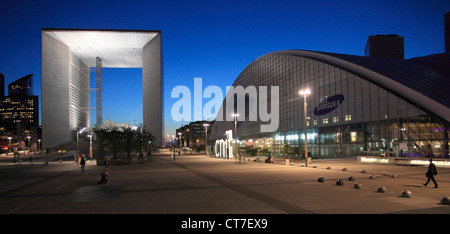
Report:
143,33,163,147
41,31,71,148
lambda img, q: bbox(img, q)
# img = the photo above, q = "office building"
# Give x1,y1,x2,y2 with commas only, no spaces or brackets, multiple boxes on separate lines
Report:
0,74,39,150
176,120,214,150
0,73,4,97
8,73,33,96
41,29,163,149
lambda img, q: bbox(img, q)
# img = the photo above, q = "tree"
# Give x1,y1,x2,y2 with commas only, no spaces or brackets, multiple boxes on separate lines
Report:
92,119,155,160
122,126,136,158
135,124,155,158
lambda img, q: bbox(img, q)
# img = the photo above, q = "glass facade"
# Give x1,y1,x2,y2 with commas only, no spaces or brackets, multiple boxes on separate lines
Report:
210,51,449,159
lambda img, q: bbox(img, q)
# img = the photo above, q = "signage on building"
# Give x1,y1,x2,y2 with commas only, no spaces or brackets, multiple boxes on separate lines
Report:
314,94,344,116
215,130,234,159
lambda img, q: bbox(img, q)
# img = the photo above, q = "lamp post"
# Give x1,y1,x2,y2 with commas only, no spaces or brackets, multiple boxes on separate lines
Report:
231,113,239,160
299,89,311,167
203,123,209,156
26,136,31,152
178,132,182,155
8,137,12,154
87,134,93,161
77,127,87,153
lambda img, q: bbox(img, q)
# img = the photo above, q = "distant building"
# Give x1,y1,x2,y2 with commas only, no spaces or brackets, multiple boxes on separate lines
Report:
176,120,214,150
8,73,33,96
365,34,404,60
0,74,39,151
0,73,4,97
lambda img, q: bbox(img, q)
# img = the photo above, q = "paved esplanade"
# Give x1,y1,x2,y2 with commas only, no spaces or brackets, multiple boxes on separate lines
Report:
0,151,449,214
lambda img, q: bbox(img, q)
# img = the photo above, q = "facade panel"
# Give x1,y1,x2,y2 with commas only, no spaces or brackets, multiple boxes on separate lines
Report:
42,31,71,149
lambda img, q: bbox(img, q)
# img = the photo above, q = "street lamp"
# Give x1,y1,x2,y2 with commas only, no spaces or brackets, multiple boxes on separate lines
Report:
26,136,31,151
203,123,209,156
8,137,12,154
178,132,182,155
77,127,87,153
299,89,311,167
37,139,41,152
231,113,239,160
87,134,93,161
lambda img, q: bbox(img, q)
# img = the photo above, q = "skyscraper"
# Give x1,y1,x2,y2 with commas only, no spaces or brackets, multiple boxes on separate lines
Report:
0,74,39,149
8,73,33,96
0,73,4,97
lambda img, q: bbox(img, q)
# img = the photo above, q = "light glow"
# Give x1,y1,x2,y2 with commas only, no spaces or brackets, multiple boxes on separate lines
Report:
360,156,389,164
299,89,311,96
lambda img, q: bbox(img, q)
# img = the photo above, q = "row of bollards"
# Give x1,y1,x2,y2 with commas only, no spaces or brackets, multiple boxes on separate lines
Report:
256,159,449,205
316,167,449,205
318,176,412,198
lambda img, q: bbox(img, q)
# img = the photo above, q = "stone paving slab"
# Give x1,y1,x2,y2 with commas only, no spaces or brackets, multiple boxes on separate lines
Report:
0,153,449,215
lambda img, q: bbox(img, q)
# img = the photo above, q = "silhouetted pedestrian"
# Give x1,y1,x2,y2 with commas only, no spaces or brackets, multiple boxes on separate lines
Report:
424,158,438,188
80,157,86,171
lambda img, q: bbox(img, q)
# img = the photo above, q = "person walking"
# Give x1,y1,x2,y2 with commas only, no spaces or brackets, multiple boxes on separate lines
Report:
423,158,438,188
80,156,86,171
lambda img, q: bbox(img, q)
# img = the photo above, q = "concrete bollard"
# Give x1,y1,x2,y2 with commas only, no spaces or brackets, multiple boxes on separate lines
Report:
326,166,331,170
401,190,412,198
342,168,347,171
361,169,366,173
336,179,344,186
317,177,325,183
312,165,317,168
440,196,450,205
348,176,355,181
391,174,397,178
354,183,362,189
377,186,387,193
369,175,376,179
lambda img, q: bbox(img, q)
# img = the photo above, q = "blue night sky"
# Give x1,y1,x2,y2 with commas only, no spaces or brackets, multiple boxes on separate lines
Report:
1,0,449,138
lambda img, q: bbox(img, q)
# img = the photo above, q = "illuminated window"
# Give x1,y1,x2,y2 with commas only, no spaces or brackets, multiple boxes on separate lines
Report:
323,118,328,124
333,116,339,123
313,120,317,126
351,132,357,142
345,114,352,121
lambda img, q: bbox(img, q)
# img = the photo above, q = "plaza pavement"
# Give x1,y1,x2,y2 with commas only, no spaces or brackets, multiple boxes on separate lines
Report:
0,150,449,214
